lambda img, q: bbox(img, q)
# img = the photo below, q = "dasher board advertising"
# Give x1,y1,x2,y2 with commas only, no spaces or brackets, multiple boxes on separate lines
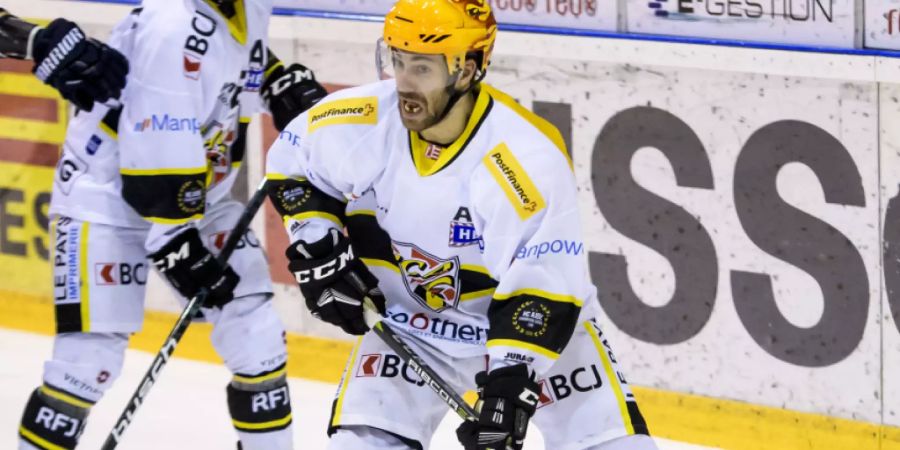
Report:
274,0,618,31
864,0,900,49
627,0,856,47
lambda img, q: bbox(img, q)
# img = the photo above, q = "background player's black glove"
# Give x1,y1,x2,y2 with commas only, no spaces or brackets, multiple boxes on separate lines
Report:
286,228,386,335
262,61,327,131
31,18,128,112
456,364,541,450
149,228,239,308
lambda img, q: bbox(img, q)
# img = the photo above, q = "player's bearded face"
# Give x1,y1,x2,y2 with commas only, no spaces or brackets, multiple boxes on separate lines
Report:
392,50,456,132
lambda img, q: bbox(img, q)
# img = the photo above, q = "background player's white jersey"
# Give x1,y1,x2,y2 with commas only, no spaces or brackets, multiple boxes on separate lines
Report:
267,79,599,375
50,0,272,247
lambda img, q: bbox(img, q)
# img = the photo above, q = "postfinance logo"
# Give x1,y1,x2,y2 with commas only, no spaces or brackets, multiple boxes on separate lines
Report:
484,143,545,220
307,97,378,132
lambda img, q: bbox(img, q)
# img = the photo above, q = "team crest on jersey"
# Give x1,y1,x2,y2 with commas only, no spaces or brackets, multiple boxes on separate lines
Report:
201,83,242,185
204,122,236,184
392,241,461,312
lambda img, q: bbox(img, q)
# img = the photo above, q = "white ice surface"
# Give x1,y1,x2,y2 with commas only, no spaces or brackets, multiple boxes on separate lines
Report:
0,328,715,449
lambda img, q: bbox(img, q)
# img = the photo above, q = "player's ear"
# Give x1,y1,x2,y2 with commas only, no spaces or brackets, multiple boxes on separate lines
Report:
456,59,478,91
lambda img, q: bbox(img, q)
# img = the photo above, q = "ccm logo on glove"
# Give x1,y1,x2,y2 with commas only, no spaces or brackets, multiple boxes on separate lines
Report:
294,246,355,284
152,241,190,272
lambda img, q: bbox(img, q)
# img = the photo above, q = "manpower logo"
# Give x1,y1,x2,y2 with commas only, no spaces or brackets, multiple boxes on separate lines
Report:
133,114,201,134
516,239,585,259
307,96,378,132
484,143,545,220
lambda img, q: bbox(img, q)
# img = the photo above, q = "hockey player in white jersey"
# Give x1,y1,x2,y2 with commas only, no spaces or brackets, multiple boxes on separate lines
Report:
16,1,326,449
265,0,657,449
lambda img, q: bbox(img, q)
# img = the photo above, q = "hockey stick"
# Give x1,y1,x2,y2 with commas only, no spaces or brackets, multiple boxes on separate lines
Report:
362,301,479,422
101,178,270,450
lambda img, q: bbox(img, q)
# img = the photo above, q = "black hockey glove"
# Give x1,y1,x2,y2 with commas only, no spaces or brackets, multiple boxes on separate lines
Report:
456,364,541,450
31,18,128,112
149,228,239,308
261,62,327,131
286,228,386,335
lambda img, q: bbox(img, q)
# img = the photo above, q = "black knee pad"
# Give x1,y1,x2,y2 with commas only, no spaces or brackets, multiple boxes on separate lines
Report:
227,364,292,434
19,386,92,449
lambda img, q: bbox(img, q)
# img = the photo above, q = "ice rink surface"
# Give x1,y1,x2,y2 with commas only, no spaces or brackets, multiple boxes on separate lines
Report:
0,328,715,449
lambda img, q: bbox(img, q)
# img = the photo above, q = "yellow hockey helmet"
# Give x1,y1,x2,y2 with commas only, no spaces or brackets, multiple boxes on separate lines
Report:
383,0,497,77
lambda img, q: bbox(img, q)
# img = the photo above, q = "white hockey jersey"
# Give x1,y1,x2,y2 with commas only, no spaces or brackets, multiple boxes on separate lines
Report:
50,0,272,249
266,80,600,375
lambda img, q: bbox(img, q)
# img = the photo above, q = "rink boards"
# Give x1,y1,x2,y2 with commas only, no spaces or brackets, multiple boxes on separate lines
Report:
2,0,900,448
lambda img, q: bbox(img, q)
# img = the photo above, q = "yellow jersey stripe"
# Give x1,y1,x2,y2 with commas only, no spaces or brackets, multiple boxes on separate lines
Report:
265,172,308,181
486,339,560,360
460,288,496,302
119,167,206,176
361,258,400,273
331,337,363,428
202,0,247,45
79,223,90,332
586,321,634,435
283,211,343,228
99,121,118,140
460,264,491,276
409,87,492,177
347,209,376,217
483,84,573,171
145,214,203,225
492,288,583,306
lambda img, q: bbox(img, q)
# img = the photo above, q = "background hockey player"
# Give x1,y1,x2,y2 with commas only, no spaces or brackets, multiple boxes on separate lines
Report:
16,0,326,449
265,0,657,448
0,7,127,111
